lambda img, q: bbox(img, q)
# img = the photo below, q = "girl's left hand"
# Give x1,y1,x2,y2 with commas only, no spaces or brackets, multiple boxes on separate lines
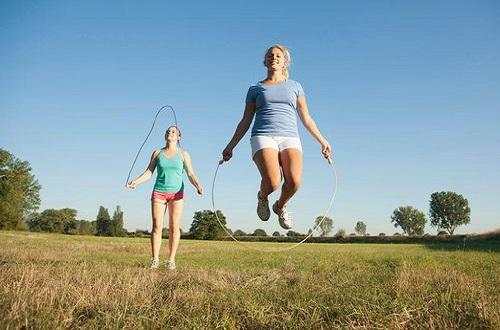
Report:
196,185,203,195
320,140,332,159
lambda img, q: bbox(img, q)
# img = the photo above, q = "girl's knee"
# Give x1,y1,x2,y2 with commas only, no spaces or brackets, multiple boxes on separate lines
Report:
285,177,301,192
263,177,281,192
151,221,163,234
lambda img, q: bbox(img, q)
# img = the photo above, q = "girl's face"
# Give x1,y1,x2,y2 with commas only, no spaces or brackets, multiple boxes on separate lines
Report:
165,126,180,143
264,47,286,72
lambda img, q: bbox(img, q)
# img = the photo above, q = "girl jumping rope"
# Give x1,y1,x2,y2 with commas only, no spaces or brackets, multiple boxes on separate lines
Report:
222,44,332,229
128,126,203,269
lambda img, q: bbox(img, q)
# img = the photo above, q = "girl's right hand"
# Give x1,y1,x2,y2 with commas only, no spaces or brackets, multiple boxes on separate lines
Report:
222,146,233,162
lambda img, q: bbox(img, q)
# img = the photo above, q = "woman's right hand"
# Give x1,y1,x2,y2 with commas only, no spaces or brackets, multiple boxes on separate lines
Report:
222,146,233,162
126,181,137,189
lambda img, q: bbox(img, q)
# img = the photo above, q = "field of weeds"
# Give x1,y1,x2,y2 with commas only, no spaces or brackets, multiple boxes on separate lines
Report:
1,231,498,329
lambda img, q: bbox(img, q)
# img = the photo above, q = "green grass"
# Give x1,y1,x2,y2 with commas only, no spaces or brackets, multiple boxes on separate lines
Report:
1,231,499,329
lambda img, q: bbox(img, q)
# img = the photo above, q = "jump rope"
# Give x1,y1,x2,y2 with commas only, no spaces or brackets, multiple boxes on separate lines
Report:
125,105,177,188
127,105,338,252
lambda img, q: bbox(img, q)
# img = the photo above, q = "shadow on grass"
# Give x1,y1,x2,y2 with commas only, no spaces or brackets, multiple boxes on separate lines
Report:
422,234,500,253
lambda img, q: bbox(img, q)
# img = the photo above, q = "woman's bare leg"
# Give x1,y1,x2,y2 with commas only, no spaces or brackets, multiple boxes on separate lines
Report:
253,148,281,198
151,199,167,260
277,148,303,208
167,198,184,262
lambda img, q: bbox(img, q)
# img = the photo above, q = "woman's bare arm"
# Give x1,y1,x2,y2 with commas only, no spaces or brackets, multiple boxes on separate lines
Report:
222,102,256,161
127,150,160,188
182,151,203,194
296,95,332,159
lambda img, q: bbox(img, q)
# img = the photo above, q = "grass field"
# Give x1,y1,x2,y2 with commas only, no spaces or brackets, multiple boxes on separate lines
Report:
1,231,499,329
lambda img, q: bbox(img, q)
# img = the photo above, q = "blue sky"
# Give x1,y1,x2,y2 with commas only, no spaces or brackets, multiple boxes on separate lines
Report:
1,1,499,235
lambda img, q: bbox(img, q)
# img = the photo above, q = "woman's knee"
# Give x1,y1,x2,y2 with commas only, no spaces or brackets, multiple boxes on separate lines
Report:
262,177,281,192
285,176,301,192
151,221,163,234
169,226,180,237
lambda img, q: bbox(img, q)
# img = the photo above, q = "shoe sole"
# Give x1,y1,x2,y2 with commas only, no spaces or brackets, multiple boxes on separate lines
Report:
257,193,270,221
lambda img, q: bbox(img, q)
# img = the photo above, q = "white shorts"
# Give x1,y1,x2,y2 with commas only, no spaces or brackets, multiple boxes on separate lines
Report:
250,135,302,158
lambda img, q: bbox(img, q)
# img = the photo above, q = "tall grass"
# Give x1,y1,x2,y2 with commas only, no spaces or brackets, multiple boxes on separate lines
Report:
1,231,498,329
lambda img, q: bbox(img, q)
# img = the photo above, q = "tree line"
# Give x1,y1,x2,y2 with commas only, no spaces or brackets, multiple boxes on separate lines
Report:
26,205,126,236
0,148,472,240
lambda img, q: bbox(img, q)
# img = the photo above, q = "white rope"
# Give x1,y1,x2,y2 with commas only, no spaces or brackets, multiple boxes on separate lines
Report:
211,157,338,252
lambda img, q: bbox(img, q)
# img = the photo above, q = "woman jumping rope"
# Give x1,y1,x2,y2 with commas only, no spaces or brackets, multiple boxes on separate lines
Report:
128,126,203,269
222,44,332,229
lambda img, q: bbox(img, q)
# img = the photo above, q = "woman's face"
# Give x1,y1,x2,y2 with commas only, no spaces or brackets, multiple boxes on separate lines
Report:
165,126,180,142
264,47,286,72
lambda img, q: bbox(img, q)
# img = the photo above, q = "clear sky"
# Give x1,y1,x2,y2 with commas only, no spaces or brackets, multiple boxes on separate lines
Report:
1,1,499,235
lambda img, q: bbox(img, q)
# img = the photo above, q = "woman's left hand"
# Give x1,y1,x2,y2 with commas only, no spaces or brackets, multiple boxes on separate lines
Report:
320,140,332,160
196,185,203,195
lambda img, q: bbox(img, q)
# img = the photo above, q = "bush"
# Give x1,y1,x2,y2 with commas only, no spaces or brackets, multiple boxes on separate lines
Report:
233,229,246,236
335,229,347,238
253,229,267,237
437,230,449,236
287,230,304,237
378,233,386,236
135,229,150,238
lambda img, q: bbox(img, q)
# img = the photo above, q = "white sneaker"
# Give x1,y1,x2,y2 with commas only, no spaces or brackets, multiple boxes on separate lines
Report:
150,258,159,269
273,201,292,230
166,260,176,270
257,192,270,221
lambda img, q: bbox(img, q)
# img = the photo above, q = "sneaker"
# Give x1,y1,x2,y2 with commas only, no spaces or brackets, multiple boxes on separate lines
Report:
150,258,159,269
166,260,176,271
273,201,292,230
257,192,270,221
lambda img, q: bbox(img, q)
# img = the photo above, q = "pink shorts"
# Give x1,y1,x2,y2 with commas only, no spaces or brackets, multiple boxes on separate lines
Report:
151,190,184,202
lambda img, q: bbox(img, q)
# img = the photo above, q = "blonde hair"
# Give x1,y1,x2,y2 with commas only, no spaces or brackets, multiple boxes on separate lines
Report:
263,44,291,80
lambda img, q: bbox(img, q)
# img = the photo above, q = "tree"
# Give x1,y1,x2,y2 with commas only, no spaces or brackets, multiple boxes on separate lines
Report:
96,206,112,236
335,229,347,238
189,210,228,240
233,229,246,236
429,191,471,235
391,206,426,236
111,206,126,237
253,228,267,236
355,221,367,236
314,216,333,237
28,208,78,234
76,220,96,235
0,148,41,230
272,231,281,237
